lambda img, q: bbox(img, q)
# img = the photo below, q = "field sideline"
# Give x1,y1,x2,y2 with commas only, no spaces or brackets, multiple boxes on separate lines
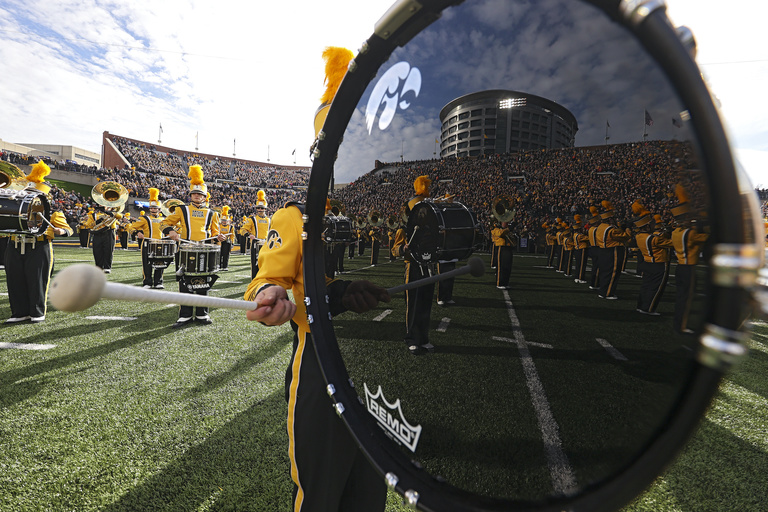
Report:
1,245,766,511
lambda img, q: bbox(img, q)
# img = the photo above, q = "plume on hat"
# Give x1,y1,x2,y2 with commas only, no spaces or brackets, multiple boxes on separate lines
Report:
222,205,230,216
589,206,599,217
188,165,204,185
631,200,645,216
675,183,689,204
149,188,160,202
320,47,354,105
601,200,614,211
28,161,51,183
414,175,431,196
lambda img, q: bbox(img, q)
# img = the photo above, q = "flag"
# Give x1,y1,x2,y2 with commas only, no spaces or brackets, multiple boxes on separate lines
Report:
159,123,163,134
606,120,610,128
672,117,682,128
435,138,439,144
292,149,296,155
644,110,654,126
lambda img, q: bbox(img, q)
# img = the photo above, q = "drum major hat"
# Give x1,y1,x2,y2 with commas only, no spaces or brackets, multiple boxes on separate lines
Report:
600,200,615,219
588,205,601,224
671,183,691,218
26,160,52,194
256,190,268,208
221,205,230,218
188,165,207,195
148,187,163,208
631,200,652,228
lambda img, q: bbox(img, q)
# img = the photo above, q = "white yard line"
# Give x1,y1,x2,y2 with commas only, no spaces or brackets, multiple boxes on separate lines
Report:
498,289,577,495
0,342,57,350
596,338,628,361
85,316,138,321
373,309,392,322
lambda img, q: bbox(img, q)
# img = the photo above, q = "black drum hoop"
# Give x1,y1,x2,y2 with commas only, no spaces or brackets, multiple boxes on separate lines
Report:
406,200,479,265
302,1,756,511
0,188,51,235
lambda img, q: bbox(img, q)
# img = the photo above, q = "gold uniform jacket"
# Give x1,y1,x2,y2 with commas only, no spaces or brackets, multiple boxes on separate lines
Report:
42,212,74,240
636,232,674,263
129,214,165,239
219,223,236,244
671,227,709,265
84,211,122,231
492,227,511,247
595,222,631,248
239,214,270,240
161,204,220,241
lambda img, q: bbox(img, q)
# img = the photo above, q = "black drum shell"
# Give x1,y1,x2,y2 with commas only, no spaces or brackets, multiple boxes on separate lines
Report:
0,189,51,234
405,200,479,264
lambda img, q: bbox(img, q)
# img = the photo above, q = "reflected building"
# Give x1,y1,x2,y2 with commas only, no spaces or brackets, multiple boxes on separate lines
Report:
439,90,578,158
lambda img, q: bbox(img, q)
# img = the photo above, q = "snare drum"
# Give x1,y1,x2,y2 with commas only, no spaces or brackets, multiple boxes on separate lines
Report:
178,242,221,275
323,215,354,243
146,239,177,259
406,200,479,264
0,188,51,234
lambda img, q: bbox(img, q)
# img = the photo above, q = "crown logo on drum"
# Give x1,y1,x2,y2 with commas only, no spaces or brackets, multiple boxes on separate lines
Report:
364,383,422,453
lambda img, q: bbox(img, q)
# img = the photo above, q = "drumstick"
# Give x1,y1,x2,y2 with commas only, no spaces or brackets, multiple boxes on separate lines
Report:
50,264,260,312
386,256,485,295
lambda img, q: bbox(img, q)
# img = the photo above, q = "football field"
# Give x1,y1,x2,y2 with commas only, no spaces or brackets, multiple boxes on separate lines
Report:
0,245,765,511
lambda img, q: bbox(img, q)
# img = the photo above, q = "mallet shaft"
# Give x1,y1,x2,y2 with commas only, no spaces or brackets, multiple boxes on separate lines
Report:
101,282,259,311
387,263,471,295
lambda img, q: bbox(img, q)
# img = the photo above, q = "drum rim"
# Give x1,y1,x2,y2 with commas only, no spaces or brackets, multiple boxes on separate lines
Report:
406,199,478,264
302,1,755,510
0,189,51,234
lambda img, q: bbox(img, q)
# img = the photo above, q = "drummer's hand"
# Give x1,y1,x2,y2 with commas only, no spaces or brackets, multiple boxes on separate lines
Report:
168,231,180,241
342,280,391,314
246,286,296,326
136,232,144,240
249,234,256,240
217,234,226,242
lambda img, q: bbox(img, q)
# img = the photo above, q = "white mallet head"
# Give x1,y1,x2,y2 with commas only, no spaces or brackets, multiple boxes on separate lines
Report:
50,264,107,312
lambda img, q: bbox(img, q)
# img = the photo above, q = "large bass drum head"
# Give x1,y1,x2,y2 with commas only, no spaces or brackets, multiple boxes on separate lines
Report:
302,1,762,510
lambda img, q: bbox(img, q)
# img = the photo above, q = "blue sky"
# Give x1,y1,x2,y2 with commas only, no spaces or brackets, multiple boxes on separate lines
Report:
0,0,764,186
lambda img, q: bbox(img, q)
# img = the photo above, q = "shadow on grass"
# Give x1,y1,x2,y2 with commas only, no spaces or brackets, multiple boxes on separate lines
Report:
100,389,292,512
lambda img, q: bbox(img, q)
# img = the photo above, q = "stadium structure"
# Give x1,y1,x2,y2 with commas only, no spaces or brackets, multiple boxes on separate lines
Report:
439,90,578,158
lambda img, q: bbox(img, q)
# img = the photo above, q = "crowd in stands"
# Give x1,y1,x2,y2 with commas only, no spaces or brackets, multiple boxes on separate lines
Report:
335,140,702,245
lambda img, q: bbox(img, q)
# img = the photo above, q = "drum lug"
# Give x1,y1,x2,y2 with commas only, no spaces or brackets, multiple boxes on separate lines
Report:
333,402,345,416
675,25,697,59
307,314,313,324
710,243,761,287
403,489,420,509
618,0,667,27
326,383,336,397
384,472,399,489
303,296,311,306
698,324,749,371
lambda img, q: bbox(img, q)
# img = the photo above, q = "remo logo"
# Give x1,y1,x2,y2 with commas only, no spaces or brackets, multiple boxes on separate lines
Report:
365,62,422,134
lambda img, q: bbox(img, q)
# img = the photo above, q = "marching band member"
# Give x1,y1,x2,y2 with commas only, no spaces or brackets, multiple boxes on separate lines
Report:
4,161,73,324
670,185,708,333
77,205,91,248
587,206,602,290
239,190,270,279
595,200,631,299
572,215,590,284
161,165,225,328
544,222,556,268
218,205,235,271
129,188,168,289
491,220,513,289
117,212,130,250
84,189,123,274
633,201,674,315
392,175,437,355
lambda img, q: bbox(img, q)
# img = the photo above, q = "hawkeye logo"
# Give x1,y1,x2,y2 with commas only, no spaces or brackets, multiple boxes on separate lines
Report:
364,383,422,452
365,61,422,134
265,229,282,250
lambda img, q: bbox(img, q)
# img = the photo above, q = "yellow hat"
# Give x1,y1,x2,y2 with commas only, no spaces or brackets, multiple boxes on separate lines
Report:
256,190,267,208
140,210,146,216
671,183,691,218
188,165,207,195
148,187,162,208
314,46,354,138
222,205,230,217
600,200,615,219
26,161,52,194
414,175,431,197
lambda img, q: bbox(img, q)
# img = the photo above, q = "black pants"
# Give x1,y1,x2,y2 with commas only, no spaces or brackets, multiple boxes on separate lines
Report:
251,242,262,280
119,231,128,249
496,245,512,287
220,241,232,269
573,248,588,281
597,246,622,297
92,229,116,270
79,228,90,248
637,261,669,313
546,244,555,267
437,261,455,302
674,264,696,332
141,242,167,287
404,261,434,347
370,239,380,265
5,239,52,318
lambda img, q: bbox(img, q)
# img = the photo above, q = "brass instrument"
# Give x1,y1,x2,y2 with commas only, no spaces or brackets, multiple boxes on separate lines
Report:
161,198,185,216
368,210,384,227
386,215,399,231
491,195,516,223
330,199,345,217
91,181,128,231
0,161,27,190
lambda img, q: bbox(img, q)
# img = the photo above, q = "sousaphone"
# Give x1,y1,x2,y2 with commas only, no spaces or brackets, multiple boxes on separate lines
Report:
91,181,128,213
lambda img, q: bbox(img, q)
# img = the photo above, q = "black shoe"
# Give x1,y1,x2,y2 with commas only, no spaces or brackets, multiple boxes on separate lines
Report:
196,317,212,325
407,344,424,355
172,318,194,329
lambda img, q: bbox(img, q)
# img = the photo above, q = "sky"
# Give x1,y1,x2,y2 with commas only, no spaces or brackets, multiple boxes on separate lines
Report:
0,0,765,185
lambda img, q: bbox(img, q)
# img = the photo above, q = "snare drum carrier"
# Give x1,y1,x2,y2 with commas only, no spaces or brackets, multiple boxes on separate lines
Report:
173,205,221,292
0,187,52,254
405,199,480,265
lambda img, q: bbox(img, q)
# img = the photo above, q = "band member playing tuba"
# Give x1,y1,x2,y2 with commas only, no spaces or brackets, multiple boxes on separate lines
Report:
85,181,128,274
491,195,515,289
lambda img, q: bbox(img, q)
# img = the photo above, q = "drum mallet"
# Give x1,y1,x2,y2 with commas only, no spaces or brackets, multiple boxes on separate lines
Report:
386,256,485,295
50,264,260,312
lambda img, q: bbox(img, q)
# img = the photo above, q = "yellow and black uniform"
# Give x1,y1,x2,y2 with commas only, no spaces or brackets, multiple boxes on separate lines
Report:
4,162,74,323
491,222,513,288
671,224,708,332
544,224,556,268
369,226,383,265
218,207,235,271
240,212,270,279
586,207,602,289
77,210,91,248
595,201,631,299
561,224,574,276
117,213,130,250
572,216,590,283
130,209,168,288
84,207,122,273
244,202,386,512
633,207,674,315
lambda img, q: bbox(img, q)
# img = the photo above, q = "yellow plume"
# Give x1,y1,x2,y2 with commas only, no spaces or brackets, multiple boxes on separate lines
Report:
574,214,582,223
149,188,159,202
589,206,599,217
188,165,204,185
222,205,230,216
320,47,354,105
675,183,689,204
601,200,613,211
414,175,431,196
631,200,645,215
28,160,51,183
257,190,266,202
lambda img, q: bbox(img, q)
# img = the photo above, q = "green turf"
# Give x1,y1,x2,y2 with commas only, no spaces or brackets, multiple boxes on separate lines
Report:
0,246,765,511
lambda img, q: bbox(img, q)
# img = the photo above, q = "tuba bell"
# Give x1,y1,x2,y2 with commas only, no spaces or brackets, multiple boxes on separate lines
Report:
368,210,384,227
162,198,185,216
386,215,399,230
492,195,516,223
329,199,345,217
92,181,129,213
0,160,28,190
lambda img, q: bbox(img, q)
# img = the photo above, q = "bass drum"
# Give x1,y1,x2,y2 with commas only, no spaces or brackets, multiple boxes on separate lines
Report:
0,188,50,234
406,200,479,264
323,215,354,243
302,1,762,511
